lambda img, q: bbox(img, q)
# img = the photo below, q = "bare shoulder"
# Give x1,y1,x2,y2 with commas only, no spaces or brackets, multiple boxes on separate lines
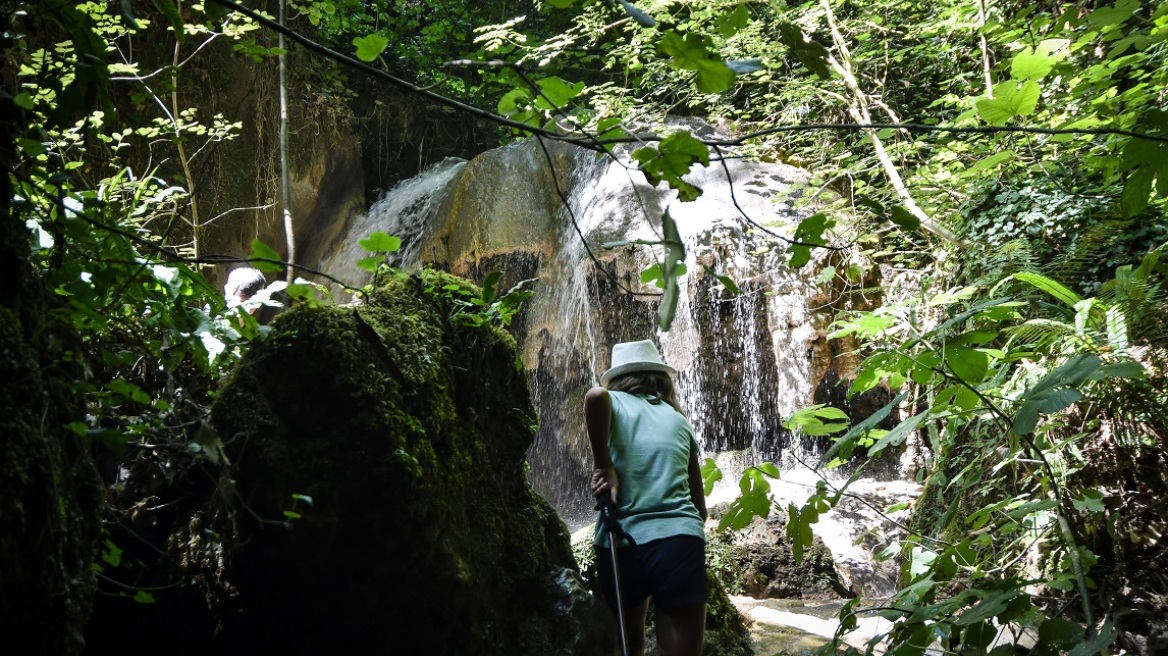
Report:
584,386,610,405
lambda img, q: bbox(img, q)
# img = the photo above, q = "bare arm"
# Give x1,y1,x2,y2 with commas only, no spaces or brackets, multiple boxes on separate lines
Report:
584,386,618,504
687,451,707,521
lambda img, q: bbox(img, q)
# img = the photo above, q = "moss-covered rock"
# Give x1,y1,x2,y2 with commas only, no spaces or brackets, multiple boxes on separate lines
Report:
188,270,609,654
84,270,609,654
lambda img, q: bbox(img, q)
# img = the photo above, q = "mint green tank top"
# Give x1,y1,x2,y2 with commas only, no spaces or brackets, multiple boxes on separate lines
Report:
593,390,705,548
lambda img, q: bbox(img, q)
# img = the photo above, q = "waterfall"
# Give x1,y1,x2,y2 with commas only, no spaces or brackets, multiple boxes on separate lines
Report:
313,134,916,597
316,157,468,295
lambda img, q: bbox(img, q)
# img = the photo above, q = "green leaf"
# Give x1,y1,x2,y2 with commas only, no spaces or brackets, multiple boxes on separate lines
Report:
357,256,383,272
1068,621,1117,656
786,212,833,268
285,282,319,303
889,205,920,231
132,590,156,604
943,344,990,383
13,92,35,110
497,87,532,117
1038,617,1085,650
777,22,832,79
1072,489,1106,514
783,404,851,436
358,231,402,253
702,265,740,295
868,410,927,456
820,391,909,464
1093,361,1145,380
1086,0,1138,29
1009,272,1083,307
353,34,389,62
954,589,1017,625
634,132,710,201
961,150,1016,178
481,271,503,305
534,77,585,109
756,462,780,478
715,4,750,37
1009,40,1069,81
701,457,722,496
102,539,123,567
17,138,46,157
641,263,664,287
658,31,736,93
151,0,184,41
1121,166,1155,218
718,467,774,531
976,80,1041,125
544,0,575,7
249,239,284,273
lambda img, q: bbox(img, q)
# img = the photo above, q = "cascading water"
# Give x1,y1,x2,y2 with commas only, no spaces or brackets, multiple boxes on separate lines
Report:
316,157,468,295
314,133,917,599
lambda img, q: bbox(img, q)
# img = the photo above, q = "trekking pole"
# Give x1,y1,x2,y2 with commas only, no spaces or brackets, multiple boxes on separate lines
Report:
596,495,636,656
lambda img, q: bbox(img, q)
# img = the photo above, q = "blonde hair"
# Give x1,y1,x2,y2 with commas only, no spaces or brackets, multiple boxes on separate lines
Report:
605,371,683,415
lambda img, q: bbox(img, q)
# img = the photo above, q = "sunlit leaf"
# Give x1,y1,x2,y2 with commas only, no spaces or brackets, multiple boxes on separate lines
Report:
353,34,389,62
1010,40,1069,81
359,231,402,253
249,239,283,273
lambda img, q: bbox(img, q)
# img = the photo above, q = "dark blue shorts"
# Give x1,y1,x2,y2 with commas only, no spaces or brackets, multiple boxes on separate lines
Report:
595,535,708,610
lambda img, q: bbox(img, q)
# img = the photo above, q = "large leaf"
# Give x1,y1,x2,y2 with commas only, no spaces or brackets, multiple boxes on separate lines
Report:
820,391,908,465
533,77,586,110
942,344,990,383
1009,272,1083,307
786,212,833,268
783,405,851,436
868,409,927,456
777,22,832,79
715,4,750,37
1121,166,1155,218
1010,39,1069,81
248,239,284,273
633,131,710,201
658,31,736,93
353,34,389,62
151,0,185,41
976,80,1041,125
358,231,401,253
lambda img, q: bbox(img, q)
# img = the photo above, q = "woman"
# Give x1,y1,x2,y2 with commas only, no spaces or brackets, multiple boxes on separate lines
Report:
586,339,708,656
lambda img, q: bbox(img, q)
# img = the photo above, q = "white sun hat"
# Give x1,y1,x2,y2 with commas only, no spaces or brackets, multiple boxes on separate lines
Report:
601,339,677,386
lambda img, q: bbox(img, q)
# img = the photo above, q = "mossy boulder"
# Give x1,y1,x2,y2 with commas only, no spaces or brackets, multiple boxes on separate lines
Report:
148,270,607,654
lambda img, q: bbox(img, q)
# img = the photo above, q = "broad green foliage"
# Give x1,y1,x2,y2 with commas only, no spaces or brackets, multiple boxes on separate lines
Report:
423,269,537,328
717,251,1164,654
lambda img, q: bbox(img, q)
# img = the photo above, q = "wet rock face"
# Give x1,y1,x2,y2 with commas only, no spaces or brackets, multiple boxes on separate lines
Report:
90,271,609,655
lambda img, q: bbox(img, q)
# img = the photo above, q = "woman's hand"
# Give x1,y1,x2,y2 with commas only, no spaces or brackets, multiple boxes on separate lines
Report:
591,466,619,506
